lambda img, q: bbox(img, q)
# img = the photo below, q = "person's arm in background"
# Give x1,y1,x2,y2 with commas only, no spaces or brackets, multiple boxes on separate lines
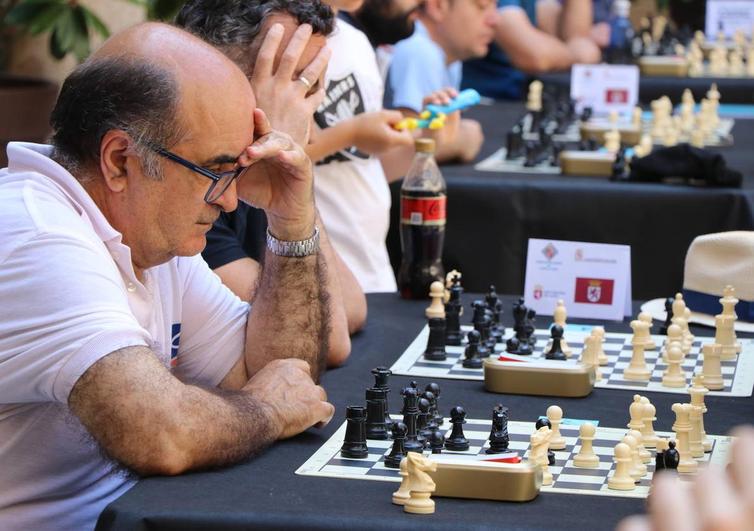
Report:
495,4,599,73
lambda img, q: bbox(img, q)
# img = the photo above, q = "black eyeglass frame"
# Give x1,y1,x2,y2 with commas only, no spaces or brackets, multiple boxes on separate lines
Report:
151,146,248,203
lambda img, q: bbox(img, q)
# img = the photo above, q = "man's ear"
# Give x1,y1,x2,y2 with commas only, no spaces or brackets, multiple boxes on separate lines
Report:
99,130,133,193
422,0,447,22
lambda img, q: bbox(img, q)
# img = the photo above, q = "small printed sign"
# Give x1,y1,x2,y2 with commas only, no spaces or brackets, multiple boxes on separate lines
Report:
523,239,632,321
570,64,639,117
705,0,754,39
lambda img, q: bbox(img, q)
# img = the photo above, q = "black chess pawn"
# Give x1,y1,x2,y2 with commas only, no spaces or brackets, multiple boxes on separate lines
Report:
486,285,505,341
610,148,628,181
535,417,556,466
654,448,666,473
340,406,368,459
525,309,537,346
463,330,484,369
664,440,680,470
445,406,470,451
546,324,567,361
429,428,445,454
580,106,593,122
523,140,540,167
371,367,393,430
365,387,389,440
550,142,564,167
659,297,674,335
401,387,423,454
423,314,447,361
486,405,510,454
417,398,432,446
506,124,525,160
384,421,407,468
425,382,443,426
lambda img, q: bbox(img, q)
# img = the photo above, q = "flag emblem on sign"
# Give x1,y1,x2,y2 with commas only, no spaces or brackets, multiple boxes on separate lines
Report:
542,243,558,261
533,284,543,300
574,278,614,305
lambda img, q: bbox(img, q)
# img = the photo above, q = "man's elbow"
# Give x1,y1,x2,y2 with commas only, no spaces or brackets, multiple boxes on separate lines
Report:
327,333,352,368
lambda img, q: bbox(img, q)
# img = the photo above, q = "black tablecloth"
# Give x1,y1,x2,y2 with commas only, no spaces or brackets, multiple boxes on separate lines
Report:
539,71,754,104
387,102,754,300
97,293,754,531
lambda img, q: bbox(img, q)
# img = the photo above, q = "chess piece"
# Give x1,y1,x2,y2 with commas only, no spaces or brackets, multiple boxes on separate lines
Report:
640,397,658,448
551,299,572,357
545,325,567,361
385,421,408,469
625,319,651,380
662,345,687,388
689,374,712,452
629,428,652,464
535,417,556,466
392,456,410,505
486,285,505,340
341,406,368,458
688,403,704,458
632,106,642,128
659,297,674,335
604,128,621,154
444,273,463,346
417,398,432,446
671,403,698,474
729,49,745,76
372,366,393,429
546,405,566,450
593,326,609,365
425,382,443,426
486,405,510,454
506,124,525,160
580,333,601,381
529,425,553,486
462,330,484,369
654,438,668,473
662,324,684,362
664,440,680,470
608,442,636,490
472,300,495,353
423,281,447,361
639,312,657,350
401,388,423,454
690,127,706,148
403,452,438,515
701,343,724,390
573,423,599,468
365,387,389,440
622,434,645,480
627,395,645,432
716,285,742,360
429,428,445,454
445,406,470,451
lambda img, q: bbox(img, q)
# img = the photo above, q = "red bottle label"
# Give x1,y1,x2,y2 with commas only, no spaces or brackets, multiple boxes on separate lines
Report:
400,195,447,226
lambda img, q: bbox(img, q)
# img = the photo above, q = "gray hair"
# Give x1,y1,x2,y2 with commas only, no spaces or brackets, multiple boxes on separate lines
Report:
175,0,335,75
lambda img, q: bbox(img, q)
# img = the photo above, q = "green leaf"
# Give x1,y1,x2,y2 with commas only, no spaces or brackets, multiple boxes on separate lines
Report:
149,0,186,21
26,4,67,36
51,7,75,55
48,26,65,59
81,7,109,39
71,6,91,61
4,0,59,27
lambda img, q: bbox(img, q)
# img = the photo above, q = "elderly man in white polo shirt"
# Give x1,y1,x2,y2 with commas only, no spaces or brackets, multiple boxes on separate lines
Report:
0,23,334,531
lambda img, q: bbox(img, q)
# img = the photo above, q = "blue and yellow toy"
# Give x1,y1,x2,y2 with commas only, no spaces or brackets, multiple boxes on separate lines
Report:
395,89,481,131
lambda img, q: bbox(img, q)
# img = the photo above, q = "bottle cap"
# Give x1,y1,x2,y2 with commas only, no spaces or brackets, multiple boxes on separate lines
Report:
415,138,436,153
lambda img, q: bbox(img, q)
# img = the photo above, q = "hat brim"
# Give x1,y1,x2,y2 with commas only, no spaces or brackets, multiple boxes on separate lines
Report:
641,298,754,333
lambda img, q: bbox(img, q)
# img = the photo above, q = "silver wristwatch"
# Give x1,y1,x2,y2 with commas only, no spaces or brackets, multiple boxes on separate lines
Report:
266,226,320,257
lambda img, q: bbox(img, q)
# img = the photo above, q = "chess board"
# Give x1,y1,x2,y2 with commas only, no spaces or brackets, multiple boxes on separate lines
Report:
388,325,754,397
296,416,732,499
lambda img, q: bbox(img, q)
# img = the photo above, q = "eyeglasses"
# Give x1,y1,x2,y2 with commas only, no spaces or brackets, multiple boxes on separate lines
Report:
151,146,249,203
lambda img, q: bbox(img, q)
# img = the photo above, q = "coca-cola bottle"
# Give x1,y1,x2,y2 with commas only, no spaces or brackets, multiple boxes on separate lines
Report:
398,138,447,299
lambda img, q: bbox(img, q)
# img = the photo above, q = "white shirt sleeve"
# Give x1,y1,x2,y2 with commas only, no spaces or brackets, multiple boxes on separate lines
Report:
171,255,249,387
0,231,150,404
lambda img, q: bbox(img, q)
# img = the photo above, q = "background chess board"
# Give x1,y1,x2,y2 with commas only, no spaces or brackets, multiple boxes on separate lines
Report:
388,325,754,397
296,416,732,499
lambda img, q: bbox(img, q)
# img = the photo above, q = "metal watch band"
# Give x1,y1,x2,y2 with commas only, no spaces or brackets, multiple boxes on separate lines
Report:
266,226,320,257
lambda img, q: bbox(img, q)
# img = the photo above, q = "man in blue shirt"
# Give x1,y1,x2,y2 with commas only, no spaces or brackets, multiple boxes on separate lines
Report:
462,0,601,100
386,0,498,162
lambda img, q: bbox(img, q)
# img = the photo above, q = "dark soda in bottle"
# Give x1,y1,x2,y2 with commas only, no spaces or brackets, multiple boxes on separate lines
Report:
398,138,447,299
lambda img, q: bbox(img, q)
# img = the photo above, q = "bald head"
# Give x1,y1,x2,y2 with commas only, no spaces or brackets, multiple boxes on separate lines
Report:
51,22,254,178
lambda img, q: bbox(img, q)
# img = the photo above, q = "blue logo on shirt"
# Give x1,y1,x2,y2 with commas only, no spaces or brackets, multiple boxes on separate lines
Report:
170,323,181,366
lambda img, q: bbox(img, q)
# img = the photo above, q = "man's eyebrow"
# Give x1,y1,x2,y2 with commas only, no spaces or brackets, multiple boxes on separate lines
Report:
201,154,239,166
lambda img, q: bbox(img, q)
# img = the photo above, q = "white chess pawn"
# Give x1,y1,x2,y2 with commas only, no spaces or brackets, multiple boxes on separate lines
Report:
573,423,600,468
629,428,652,464
581,334,602,381
662,345,687,388
662,324,684,363
639,312,657,350
672,403,698,474
701,342,724,390
426,281,445,319
526,80,543,112
621,434,645,480
626,320,651,381
632,106,642,128
593,326,608,366
729,49,745,76
640,398,658,448
627,395,645,432
690,127,706,148
608,443,636,491
547,405,566,450
662,126,679,147
604,128,621,154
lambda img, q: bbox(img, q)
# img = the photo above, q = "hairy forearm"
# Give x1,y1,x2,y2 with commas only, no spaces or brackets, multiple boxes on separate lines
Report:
560,0,593,40
306,122,355,163
245,249,330,379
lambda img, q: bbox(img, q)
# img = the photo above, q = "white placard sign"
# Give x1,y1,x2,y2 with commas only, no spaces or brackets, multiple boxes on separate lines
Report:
705,1,754,39
523,239,632,321
570,64,639,117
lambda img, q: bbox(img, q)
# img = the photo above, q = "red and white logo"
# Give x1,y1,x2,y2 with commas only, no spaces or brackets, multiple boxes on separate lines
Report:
605,88,628,104
533,284,543,300
574,278,614,305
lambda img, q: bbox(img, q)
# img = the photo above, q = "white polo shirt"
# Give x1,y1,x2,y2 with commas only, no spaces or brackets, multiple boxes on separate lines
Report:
0,143,249,531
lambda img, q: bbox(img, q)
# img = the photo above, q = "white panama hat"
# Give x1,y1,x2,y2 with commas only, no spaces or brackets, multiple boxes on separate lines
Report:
641,231,754,332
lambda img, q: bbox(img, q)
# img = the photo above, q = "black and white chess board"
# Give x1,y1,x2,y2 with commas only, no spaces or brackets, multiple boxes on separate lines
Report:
296,416,732,499
388,325,754,397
